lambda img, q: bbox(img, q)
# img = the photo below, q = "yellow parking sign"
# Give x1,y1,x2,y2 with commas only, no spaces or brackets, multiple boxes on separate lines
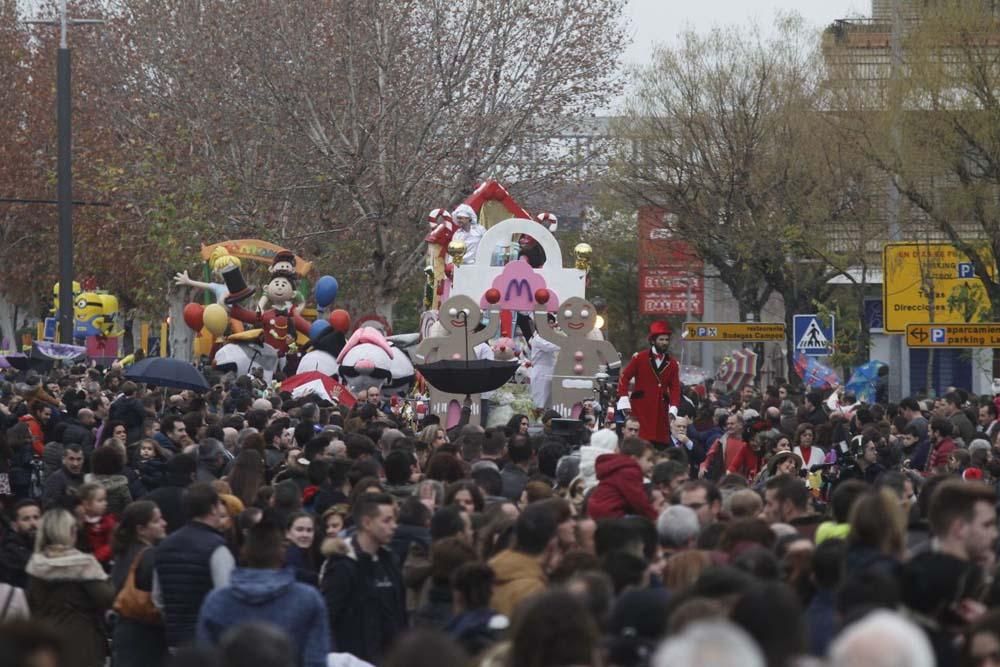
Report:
882,243,991,333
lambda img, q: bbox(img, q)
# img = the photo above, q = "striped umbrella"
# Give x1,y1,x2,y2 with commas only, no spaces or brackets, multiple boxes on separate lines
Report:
716,348,758,391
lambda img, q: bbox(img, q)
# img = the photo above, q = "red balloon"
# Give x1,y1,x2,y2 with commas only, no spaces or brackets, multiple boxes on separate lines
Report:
534,288,550,305
484,288,501,304
183,303,205,332
329,309,351,333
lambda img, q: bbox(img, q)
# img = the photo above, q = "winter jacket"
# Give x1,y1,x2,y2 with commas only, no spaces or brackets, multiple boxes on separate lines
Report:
19,414,45,456
321,536,407,664
57,418,95,458
85,473,133,516
137,458,168,492
388,524,429,570
84,514,118,565
197,567,330,667
154,521,228,647
587,454,656,521
445,608,506,656
42,466,84,506
0,529,33,588
927,437,957,474
412,581,453,630
699,436,747,481
26,547,115,667
144,476,189,536
110,397,147,444
500,463,530,502
579,442,618,493
488,549,546,617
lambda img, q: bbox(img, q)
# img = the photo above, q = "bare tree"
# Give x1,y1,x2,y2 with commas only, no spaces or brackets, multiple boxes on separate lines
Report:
104,0,628,321
609,16,872,377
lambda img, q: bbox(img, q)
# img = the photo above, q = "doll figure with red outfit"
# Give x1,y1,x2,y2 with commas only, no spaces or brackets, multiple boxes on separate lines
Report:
221,251,310,357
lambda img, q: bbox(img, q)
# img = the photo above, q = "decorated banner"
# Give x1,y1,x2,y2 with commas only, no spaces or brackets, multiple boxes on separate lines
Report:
638,206,704,315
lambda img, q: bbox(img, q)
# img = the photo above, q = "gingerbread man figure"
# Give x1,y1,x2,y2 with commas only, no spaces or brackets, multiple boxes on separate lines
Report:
533,296,620,418
415,295,499,428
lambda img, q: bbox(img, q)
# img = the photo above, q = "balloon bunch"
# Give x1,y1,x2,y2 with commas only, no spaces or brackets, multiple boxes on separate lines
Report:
309,275,351,343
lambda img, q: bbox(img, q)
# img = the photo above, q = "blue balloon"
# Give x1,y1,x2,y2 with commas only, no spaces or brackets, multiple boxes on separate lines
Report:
315,275,339,309
309,319,331,342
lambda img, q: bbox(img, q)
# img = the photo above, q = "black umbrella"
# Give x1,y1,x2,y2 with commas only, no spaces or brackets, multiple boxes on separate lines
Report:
125,357,210,391
416,359,519,395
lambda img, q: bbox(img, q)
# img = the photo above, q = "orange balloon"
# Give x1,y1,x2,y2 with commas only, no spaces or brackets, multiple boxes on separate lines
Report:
329,309,351,333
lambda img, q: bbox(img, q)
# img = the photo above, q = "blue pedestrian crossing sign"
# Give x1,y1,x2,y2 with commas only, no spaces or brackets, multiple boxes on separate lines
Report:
793,314,835,356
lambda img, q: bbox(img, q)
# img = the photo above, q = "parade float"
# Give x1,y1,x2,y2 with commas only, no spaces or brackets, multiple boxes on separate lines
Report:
415,180,618,428
172,182,615,424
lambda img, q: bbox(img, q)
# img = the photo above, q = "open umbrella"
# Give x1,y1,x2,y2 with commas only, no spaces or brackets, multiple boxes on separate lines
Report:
414,309,518,397
846,360,887,404
5,355,52,373
794,352,841,390
716,348,757,392
281,371,356,408
415,358,519,395
125,357,210,391
31,341,86,362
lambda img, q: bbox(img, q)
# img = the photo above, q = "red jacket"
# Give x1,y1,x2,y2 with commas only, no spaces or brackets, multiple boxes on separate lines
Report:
84,514,118,564
618,350,681,445
19,415,45,456
927,437,957,474
700,436,747,480
587,453,657,521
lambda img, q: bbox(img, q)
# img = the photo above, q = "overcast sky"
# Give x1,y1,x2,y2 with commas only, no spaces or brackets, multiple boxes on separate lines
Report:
623,0,868,66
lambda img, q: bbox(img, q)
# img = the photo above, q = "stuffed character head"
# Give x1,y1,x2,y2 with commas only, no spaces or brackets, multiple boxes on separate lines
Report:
264,274,297,307
556,297,597,334
439,295,482,335
492,337,519,361
271,250,297,276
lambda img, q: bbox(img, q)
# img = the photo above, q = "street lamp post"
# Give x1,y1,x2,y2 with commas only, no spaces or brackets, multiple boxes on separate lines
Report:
26,1,103,344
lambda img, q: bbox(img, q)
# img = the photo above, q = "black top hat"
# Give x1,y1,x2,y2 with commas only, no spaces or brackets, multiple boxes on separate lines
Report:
221,263,256,304
271,250,296,272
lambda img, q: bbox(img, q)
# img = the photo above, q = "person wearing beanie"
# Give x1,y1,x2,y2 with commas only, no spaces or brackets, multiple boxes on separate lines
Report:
617,321,680,448
579,428,619,493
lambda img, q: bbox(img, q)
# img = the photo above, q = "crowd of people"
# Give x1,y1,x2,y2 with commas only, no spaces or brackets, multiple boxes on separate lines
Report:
0,359,997,667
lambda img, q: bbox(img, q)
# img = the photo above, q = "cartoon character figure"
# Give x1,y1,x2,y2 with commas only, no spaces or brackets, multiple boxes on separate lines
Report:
414,295,500,428
337,327,397,395
226,254,310,357
533,297,620,418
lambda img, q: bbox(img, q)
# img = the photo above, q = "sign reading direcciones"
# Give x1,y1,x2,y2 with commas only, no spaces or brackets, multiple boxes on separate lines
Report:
882,242,992,333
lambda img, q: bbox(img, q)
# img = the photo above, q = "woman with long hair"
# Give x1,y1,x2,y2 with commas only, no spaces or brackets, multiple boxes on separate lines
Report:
26,508,115,667
418,424,448,452
227,450,266,507
846,489,906,577
505,414,530,438
110,501,168,667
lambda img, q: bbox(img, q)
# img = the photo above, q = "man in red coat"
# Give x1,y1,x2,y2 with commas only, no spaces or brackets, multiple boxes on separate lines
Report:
618,321,681,447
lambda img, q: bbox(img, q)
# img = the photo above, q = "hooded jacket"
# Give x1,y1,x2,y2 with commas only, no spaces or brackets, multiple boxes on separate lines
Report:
85,473,134,516
197,567,330,667
26,547,114,667
321,536,407,664
587,453,657,521
488,548,546,617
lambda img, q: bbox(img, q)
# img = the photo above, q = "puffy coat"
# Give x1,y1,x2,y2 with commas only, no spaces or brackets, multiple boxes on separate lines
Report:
587,453,656,521
488,549,547,617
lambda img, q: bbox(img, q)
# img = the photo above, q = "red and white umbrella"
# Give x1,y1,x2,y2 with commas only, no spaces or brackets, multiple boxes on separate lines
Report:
716,348,758,392
280,371,356,407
